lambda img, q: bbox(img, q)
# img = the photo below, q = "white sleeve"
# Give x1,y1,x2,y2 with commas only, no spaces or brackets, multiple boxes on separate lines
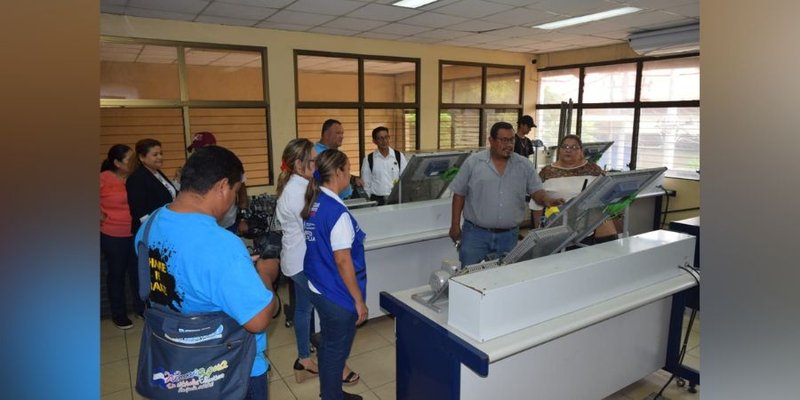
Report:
330,213,355,251
360,156,372,197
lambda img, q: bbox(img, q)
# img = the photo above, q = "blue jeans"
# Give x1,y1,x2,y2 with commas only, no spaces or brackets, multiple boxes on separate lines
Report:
458,220,519,267
243,373,268,400
100,233,145,318
308,291,357,400
290,271,314,359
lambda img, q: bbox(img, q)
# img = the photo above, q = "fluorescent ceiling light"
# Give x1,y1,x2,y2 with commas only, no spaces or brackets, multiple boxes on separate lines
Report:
533,7,641,30
392,0,439,9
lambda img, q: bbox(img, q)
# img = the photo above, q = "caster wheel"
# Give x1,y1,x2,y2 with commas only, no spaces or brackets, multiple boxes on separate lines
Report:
285,320,293,328
688,384,697,394
676,378,686,387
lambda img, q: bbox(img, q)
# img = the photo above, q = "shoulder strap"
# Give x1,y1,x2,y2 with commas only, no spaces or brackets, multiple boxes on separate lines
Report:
369,150,402,171
137,208,162,302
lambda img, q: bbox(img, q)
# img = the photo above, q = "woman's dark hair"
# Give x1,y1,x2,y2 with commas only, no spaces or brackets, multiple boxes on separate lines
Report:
276,138,314,196
131,138,162,170
180,145,243,194
559,134,583,148
101,144,132,172
301,149,348,219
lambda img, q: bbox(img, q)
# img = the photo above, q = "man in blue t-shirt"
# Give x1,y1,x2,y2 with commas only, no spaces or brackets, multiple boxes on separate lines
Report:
136,146,278,400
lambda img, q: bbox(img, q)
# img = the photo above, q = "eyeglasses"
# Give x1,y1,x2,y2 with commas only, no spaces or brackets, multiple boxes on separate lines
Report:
493,137,515,144
560,145,581,151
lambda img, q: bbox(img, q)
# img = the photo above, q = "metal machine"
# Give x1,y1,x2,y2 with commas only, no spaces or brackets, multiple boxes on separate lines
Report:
412,167,669,312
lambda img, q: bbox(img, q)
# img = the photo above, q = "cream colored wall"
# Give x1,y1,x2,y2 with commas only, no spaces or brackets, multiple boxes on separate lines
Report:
101,14,535,193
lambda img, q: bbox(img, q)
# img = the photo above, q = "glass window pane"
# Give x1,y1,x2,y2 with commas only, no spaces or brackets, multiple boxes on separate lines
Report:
637,108,699,174
579,108,634,171
184,48,264,101
364,109,417,154
441,64,481,104
403,84,416,103
583,63,636,103
534,109,572,152
538,69,579,104
296,108,360,174
100,108,186,179
483,109,519,144
486,67,521,104
641,57,700,101
188,108,270,186
364,60,416,103
439,109,479,149
100,42,180,100
297,56,358,102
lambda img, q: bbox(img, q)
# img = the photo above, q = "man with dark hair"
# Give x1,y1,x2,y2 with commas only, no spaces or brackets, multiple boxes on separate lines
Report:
360,126,407,205
449,121,563,266
315,119,353,199
315,119,344,155
136,146,278,399
182,132,250,234
514,115,537,157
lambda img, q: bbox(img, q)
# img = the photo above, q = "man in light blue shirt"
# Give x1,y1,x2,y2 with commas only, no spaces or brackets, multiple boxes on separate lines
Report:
316,119,353,199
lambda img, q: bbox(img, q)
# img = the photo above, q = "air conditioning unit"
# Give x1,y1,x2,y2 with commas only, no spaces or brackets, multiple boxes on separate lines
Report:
628,23,699,56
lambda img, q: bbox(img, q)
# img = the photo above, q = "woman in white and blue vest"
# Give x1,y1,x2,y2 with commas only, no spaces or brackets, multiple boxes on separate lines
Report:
301,149,367,400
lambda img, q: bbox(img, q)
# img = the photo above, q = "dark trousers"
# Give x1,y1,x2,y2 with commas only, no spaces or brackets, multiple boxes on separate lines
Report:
101,233,145,318
309,291,357,400
244,373,268,400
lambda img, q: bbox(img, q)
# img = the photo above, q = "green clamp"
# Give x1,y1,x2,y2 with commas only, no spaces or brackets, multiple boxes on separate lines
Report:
441,166,459,182
603,192,638,218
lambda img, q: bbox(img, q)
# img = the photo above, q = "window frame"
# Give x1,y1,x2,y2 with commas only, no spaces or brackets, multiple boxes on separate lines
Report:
438,60,524,149
99,35,274,186
536,53,699,178
294,50,421,165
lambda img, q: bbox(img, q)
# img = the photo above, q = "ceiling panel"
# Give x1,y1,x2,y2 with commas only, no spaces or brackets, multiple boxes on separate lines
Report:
324,17,387,31
400,12,468,28
431,0,515,19
286,0,366,16
203,2,278,20
347,3,422,21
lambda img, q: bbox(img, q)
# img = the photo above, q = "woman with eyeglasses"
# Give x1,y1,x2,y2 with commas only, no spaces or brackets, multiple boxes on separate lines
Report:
276,139,320,382
276,139,361,388
531,134,618,240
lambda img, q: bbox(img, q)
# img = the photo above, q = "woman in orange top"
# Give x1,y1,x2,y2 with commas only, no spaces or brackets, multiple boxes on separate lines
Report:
100,144,145,329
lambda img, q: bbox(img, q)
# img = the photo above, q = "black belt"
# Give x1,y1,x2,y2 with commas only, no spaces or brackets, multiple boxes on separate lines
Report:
465,220,515,233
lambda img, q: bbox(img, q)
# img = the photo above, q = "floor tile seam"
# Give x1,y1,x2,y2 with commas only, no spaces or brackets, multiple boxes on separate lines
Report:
101,387,133,400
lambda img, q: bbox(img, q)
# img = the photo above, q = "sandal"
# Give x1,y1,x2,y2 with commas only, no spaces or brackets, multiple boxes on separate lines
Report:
342,371,360,386
294,358,319,383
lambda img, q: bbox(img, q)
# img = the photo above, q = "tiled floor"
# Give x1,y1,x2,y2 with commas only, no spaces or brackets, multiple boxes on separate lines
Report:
101,284,700,400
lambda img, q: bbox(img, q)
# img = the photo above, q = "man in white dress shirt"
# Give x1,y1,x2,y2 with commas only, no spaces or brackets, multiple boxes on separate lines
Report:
359,126,407,205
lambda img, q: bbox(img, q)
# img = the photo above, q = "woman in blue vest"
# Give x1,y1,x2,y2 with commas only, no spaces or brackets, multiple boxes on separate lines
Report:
302,149,367,400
